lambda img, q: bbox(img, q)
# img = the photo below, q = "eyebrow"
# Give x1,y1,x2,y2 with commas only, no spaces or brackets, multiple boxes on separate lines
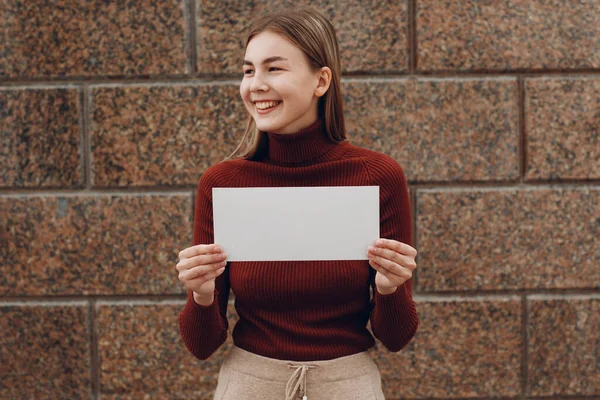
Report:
243,56,289,66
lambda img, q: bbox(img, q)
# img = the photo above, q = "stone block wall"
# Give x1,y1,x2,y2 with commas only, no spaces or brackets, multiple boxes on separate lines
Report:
1,1,598,399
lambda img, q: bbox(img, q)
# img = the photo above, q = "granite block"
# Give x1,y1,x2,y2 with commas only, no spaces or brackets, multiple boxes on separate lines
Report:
343,80,411,170
0,88,82,188
0,194,192,295
528,297,600,396
369,298,521,398
97,300,238,399
1,0,187,78
343,78,519,182
526,77,600,180
416,188,600,291
0,304,91,399
197,0,408,74
90,84,246,187
417,0,600,72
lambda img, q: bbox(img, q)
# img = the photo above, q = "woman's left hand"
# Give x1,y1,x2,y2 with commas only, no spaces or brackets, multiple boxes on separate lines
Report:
367,238,418,295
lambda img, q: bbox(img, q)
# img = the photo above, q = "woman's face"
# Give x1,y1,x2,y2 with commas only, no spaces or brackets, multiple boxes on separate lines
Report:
240,30,322,134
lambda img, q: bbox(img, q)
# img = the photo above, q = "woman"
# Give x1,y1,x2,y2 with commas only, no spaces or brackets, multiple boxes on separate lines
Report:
176,8,418,400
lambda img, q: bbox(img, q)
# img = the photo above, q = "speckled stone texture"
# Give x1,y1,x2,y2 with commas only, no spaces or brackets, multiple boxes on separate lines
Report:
528,297,600,396
417,188,599,291
197,0,408,74
344,78,519,182
1,0,187,78
1,195,192,295
369,298,521,398
417,0,600,71
0,88,82,188
343,80,412,172
97,300,238,399
90,84,246,187
0,304,91,399
3,0,600,398
526,77,600,180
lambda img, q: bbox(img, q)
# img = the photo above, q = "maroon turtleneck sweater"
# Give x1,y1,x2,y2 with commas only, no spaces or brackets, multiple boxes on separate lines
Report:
179,119,418,361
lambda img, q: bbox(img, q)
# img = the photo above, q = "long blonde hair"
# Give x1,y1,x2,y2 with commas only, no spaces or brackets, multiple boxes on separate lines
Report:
226,8,347,160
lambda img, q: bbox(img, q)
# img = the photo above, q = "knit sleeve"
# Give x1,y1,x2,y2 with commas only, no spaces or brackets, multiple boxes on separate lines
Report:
178,163,235,360
365,155,419,352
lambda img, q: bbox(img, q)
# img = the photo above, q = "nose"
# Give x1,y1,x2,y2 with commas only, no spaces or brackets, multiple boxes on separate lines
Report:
249,72,269,92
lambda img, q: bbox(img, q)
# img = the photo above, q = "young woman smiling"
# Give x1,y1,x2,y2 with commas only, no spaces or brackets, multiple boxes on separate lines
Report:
176,8,418,400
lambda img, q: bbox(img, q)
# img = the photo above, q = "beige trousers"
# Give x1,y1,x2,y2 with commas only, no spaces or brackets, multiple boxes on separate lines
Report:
213,345,386,400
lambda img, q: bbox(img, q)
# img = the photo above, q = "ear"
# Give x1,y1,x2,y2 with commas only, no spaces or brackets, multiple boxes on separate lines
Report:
314,66,332,97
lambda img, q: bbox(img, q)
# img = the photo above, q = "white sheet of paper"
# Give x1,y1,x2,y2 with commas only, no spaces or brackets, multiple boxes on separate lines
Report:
213,186,379,261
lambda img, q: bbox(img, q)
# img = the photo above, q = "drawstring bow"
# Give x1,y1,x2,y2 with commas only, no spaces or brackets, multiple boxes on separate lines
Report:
285,363,318,400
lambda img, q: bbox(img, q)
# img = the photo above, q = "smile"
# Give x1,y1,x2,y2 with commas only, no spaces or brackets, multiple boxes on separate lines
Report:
254,100,282,114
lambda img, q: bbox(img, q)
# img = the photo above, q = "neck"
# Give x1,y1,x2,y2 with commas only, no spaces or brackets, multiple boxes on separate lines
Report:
264,119,341,165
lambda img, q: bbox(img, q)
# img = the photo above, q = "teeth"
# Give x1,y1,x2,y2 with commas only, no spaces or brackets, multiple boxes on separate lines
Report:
255,101,280,110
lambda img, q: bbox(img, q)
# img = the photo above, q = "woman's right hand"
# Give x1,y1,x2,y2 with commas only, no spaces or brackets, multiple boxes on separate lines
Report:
176,244,228,305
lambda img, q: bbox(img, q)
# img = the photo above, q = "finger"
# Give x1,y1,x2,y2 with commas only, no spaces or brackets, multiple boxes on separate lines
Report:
369,254,412,279
369,259,395,275
371,261,392,279
375,239,417,257
183,262,227,281
177,252,227,272
178,243,222,260
180,261,227,281
370,260,411,287
376,239,416,257
182,266,226,287
369,261,402,286
368,259,384,272
368,246,416,270
176,252,227,271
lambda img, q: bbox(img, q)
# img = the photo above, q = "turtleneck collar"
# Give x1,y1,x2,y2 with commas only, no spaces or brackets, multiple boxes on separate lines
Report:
265,119,341,165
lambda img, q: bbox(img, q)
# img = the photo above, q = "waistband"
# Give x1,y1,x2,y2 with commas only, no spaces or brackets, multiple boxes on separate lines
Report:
224,345,376,400
224,345,374,383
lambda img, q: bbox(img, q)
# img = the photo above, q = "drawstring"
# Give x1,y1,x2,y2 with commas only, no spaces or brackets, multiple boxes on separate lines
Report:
285,363,318,400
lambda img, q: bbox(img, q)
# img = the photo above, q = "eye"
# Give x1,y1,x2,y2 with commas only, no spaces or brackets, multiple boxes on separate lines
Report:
243,69,254,75
269,67,281,71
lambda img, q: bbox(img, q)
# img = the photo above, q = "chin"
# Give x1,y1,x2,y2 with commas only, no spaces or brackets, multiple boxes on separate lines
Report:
254,119,283,133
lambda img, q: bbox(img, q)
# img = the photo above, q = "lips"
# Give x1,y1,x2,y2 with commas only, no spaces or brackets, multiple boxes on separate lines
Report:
254,100,282,114
255,100,282,110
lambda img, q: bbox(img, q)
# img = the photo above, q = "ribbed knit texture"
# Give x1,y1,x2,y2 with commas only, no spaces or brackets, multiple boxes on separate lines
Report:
179,119,419,361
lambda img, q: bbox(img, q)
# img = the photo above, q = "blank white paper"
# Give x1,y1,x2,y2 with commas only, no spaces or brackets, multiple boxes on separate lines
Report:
212,186,379,261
